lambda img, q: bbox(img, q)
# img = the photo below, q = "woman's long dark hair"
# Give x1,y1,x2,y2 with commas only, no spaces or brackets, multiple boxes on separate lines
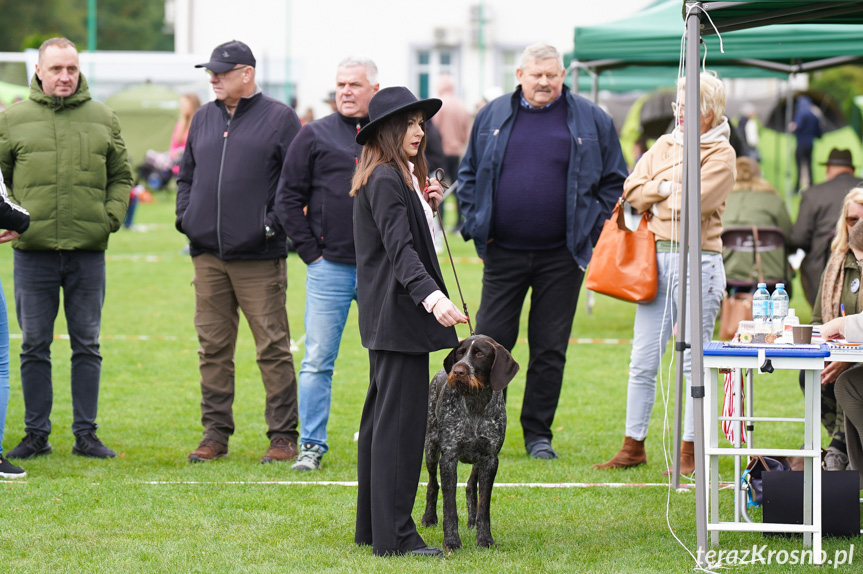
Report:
350,110,428,196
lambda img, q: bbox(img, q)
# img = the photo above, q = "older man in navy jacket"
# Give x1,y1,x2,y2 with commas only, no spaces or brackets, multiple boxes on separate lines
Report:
176,41,302,465
457,43,627,459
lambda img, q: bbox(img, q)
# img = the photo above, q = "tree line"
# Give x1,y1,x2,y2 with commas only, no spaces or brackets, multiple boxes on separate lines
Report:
0,0,172,53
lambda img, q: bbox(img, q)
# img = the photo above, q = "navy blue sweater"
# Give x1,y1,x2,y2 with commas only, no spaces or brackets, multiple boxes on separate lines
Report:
492,96,569,250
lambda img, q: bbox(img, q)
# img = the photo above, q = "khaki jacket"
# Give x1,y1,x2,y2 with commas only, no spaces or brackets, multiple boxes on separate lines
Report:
0,74,131,251
623,119,736,252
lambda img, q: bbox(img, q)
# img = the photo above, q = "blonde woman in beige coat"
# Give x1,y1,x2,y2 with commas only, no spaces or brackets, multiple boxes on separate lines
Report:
595,73,736,475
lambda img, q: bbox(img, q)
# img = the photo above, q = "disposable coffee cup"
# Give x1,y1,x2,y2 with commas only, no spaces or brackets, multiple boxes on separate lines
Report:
792,324,813,345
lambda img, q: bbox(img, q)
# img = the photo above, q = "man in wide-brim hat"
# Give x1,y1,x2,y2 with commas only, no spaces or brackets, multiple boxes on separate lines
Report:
791,147,863,306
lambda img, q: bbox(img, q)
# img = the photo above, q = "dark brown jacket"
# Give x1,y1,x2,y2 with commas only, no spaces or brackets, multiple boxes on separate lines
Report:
790,172,863,306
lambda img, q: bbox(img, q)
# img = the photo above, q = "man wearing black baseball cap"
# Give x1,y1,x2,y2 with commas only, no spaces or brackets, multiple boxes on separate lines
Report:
194,40,258,115
177,40,303,465
195,40,256,74
791,147,863,305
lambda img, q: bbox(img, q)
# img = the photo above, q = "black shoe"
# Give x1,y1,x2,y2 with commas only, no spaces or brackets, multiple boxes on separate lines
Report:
72,432,117,458
6,433,52,459
408,546,444,557
0,455,27,478
526,439,559,460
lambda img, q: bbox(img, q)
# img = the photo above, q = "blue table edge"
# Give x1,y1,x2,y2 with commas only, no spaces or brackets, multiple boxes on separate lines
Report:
703,341,831,358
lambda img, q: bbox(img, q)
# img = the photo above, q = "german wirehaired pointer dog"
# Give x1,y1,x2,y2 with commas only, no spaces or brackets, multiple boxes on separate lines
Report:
421,335,519,550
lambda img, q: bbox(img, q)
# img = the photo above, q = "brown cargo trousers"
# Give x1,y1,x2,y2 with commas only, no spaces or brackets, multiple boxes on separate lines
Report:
192,253,298,445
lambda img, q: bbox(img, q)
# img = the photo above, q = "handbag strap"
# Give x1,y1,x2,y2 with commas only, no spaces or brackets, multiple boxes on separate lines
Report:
615,196,650,232
752,226,765,284
746,455,772,472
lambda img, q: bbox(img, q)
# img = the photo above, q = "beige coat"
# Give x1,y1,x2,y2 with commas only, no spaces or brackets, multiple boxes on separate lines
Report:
623,119,737,252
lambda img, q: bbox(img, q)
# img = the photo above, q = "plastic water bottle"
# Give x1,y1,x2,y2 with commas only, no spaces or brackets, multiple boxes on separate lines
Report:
771,283,789,332
753,282,771,325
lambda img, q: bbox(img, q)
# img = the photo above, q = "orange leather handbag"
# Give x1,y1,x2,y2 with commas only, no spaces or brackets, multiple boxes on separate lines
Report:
585,198,657,304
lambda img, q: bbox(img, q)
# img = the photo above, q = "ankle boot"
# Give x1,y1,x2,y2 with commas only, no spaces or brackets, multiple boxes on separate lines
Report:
593,436,647,469
664,440,695,476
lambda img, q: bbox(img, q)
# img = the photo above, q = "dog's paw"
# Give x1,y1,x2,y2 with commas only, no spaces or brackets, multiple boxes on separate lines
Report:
476,534,495,548
443,535,462,551
420,513,438,527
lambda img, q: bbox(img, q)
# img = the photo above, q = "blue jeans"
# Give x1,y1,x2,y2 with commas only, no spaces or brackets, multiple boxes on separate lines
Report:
625,251,725,442
0,278,9,456
298,259,357,453
13,250,106,437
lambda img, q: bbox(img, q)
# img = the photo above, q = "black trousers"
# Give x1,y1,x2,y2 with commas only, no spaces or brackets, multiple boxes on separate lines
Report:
444,155,463,229
475,243,582,446
355,349,429,555
795,143,814,192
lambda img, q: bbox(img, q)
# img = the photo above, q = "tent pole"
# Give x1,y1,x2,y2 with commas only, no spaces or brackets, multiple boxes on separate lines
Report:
672,137,689,491
684,4,709,563
785,74,795,203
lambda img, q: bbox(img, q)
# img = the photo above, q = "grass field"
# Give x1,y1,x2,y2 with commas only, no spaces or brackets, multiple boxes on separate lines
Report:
0,196,858,573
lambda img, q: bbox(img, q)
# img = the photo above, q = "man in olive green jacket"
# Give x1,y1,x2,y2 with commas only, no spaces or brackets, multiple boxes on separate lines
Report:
0,38,132,460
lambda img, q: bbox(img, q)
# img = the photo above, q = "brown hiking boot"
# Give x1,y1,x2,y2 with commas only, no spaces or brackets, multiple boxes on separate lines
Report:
593,436,647,469
665,440,695,476
188,438,228,462
261,436,298,464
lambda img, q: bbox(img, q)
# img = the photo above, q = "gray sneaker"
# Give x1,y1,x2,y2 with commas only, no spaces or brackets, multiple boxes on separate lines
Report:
823,446,849,471
291,443,323,471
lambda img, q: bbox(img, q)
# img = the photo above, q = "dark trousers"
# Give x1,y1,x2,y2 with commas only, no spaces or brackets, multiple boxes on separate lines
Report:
355,349,428,556
13,249,106,436
795,143,814,192
444,155,463,230
799,369,845,449
475,243,582,446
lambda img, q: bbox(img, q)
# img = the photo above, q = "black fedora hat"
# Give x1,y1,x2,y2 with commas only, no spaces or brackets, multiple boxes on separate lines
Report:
356,87,441,145
196,40,256,74
820,148,855,168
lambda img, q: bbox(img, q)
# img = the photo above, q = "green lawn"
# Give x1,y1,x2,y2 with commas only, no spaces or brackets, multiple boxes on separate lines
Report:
0,197,857,573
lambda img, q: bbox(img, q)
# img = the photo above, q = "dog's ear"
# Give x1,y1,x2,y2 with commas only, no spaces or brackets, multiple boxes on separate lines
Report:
489,342,519,392
443,344,460,374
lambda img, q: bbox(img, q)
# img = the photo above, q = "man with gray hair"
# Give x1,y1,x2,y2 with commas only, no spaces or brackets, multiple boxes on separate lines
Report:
275,57,379,471
1,37,132,460
457,43,627,459
177,40,302,464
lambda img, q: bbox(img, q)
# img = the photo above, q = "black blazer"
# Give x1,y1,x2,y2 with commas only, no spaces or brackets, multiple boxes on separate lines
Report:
353,163,459,353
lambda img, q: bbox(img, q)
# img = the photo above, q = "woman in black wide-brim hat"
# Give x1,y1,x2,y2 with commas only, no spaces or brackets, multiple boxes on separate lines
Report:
350,87,467,557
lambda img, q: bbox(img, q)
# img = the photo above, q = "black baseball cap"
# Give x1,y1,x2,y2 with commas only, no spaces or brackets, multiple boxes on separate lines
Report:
196,40,256,74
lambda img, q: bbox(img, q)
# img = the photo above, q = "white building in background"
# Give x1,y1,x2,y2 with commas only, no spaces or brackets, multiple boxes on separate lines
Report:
167,0,654,118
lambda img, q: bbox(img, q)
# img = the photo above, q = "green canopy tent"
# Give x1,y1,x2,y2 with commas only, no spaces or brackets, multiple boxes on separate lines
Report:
570,62,782,94
105,83,180,167
572,0,863,70
570,0,863,195
676,2,863,562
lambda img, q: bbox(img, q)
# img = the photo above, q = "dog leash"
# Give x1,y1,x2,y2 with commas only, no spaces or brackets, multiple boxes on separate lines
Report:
432,168,475,336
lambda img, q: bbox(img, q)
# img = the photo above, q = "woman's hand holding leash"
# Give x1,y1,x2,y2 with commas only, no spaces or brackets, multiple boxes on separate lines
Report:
426,168,474,335
433,297,468,327
423,176,445,212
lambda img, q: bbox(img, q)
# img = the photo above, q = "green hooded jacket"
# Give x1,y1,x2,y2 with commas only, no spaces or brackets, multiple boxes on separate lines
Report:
0,74,132,251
